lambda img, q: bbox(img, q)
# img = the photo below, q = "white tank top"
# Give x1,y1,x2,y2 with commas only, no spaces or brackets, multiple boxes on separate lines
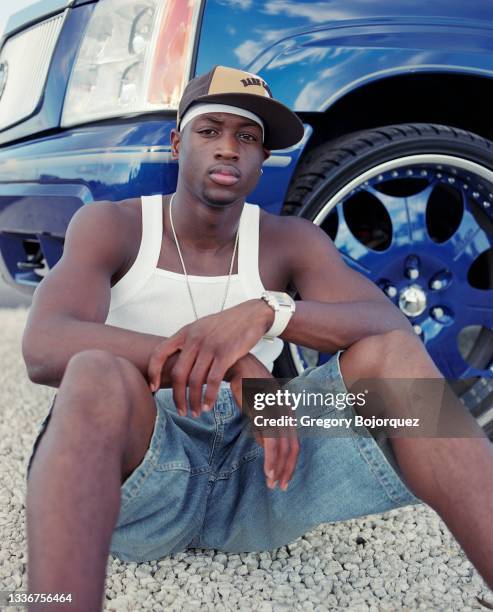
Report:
104,194,283,372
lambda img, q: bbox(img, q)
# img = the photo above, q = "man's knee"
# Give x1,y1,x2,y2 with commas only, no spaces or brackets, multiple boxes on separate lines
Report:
341,328,435,380
63,350,132,394
340,329,445,430
52,350,156,448
56,350,132,428
376,328,428,360
65,349,121,379
27,352,153,483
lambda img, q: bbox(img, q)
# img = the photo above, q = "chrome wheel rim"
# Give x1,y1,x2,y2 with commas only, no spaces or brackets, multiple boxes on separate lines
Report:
290,154,493,385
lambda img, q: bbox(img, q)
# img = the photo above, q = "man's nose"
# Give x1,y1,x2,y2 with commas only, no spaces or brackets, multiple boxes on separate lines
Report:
214,132,240,160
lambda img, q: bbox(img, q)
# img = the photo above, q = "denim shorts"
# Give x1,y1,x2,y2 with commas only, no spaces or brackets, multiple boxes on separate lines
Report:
26,351,421,563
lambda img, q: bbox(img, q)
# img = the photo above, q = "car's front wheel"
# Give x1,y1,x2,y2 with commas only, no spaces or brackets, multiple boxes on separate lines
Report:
275,123,493,438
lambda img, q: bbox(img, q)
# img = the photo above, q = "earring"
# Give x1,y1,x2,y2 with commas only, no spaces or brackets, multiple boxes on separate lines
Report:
260,168,264,175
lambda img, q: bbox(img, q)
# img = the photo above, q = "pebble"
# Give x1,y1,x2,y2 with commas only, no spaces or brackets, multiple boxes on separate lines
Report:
324,561,344,574
288,572,302,583
302,576,315,588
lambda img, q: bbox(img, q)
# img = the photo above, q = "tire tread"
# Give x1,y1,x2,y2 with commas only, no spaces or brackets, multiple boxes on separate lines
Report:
283,122,493,214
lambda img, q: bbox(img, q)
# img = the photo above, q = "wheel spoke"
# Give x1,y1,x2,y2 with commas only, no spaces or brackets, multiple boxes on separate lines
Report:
439,209,491,264
404,186,437,248
462,287,493,328
461,364,491,378
457,364,493,378
367,183,436,248
423,317,493,378
365,186,413,247
334,208,377,275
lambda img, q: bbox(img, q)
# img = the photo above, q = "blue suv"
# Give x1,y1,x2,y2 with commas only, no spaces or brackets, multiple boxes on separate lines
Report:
0,0,492,435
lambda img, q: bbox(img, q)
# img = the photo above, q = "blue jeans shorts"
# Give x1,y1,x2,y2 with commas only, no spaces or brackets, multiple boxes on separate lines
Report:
26,351,422,563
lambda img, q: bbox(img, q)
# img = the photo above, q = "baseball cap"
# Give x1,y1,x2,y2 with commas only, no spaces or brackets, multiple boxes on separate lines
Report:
177,65,304,150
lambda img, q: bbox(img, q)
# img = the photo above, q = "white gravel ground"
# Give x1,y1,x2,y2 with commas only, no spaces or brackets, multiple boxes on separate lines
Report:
1,307,492,611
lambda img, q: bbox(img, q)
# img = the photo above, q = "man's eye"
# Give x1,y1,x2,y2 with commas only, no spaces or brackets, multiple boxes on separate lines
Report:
240,133,257,142
198,128,217,135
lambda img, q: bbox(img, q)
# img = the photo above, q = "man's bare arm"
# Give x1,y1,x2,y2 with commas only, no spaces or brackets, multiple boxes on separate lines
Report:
279,216,413,351
22,201,177,388
146,215,414,412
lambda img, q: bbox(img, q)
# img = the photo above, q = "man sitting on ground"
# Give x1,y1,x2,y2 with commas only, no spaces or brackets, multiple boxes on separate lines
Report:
23,66,493,611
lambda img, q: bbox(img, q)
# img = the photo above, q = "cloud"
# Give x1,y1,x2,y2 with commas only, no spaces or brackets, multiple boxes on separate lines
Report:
268,47,331,69
233,28,302,66
234,39,264,64
263,1,349,22
217,0,252,10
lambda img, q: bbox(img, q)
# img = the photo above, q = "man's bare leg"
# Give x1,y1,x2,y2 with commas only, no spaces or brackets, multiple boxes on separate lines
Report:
340,329,493,589
26,349,158,611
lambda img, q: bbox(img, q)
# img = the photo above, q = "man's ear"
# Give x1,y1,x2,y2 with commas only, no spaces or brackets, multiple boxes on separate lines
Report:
262,148,271,162
171,128,181,160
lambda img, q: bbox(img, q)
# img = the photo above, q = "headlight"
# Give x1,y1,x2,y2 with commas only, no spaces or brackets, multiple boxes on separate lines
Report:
61,0,201,127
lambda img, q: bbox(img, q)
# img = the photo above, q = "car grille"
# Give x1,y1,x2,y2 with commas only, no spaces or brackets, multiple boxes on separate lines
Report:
0,11,66,131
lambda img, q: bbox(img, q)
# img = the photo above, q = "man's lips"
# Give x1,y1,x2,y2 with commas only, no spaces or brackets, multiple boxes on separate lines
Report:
208,165,240,187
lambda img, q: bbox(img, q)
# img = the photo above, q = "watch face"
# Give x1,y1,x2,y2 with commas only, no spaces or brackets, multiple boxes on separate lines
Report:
277,295,292,307
269,291,294,309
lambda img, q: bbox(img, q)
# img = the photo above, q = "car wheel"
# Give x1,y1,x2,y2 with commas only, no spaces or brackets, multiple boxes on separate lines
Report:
275,123,493,439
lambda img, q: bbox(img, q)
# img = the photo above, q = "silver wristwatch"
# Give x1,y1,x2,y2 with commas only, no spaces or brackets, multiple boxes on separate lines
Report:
261,291,296,340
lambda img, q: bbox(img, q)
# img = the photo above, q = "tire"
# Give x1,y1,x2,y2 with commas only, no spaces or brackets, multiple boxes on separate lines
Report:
274,123,493,438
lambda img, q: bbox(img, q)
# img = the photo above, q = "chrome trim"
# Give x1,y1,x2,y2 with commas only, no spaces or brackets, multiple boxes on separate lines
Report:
312,154,493,224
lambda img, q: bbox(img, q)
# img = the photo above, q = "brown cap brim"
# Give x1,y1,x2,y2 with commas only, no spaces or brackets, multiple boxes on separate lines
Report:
180,92,304,150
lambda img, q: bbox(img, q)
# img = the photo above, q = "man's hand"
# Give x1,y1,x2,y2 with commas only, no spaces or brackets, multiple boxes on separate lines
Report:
226,353,300,492
147,299,274,416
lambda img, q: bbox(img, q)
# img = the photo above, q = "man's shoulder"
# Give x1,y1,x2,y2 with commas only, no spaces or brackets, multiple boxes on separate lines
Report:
82,197,140,236
93,196,140,220
258,207,321,243
66,198,141,280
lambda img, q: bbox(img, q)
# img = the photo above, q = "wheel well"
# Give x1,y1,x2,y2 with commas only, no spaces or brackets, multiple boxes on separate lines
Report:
298,72,493,153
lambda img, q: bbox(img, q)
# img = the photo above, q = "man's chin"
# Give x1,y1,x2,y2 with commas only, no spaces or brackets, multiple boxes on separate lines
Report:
202,187,244,208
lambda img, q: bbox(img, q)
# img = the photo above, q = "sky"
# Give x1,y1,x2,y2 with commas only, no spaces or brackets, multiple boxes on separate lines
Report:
0,0,40,40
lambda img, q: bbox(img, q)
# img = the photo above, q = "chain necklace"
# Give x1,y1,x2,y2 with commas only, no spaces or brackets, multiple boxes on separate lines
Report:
168,193,241,320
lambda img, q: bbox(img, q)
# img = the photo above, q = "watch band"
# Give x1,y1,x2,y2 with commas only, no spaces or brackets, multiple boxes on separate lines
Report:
261,291,296,339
